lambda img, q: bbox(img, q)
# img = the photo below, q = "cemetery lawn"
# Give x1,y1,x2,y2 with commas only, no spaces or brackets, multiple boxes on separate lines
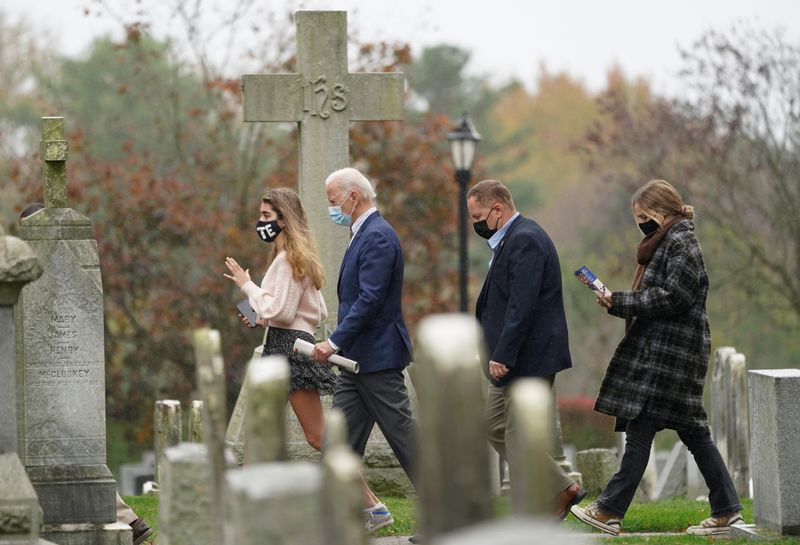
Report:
124,496,800,544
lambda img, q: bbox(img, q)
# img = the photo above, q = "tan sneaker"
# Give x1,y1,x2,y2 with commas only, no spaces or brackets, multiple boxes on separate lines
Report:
570,502,622,536
686,511,745,535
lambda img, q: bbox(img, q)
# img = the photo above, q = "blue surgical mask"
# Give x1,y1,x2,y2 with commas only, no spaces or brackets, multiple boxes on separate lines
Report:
328,193,354,227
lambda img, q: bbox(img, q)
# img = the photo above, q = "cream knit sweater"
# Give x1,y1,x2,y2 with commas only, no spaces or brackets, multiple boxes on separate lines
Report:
240,251,327,335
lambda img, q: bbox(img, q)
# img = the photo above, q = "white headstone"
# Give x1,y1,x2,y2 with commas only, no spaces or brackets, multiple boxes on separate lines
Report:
748,369,800,535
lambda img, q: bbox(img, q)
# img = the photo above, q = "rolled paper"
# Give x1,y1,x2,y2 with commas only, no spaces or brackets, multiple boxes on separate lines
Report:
293,339,359,373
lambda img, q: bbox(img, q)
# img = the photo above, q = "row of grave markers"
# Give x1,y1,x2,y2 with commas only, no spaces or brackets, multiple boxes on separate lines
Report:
150,317,587,545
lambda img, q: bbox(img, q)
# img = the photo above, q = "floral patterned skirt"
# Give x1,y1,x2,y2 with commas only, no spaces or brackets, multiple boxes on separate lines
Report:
262,326,336,395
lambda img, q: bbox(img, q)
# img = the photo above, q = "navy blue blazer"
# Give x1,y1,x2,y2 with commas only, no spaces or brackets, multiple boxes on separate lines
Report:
475,215,572,386
330,211,413,373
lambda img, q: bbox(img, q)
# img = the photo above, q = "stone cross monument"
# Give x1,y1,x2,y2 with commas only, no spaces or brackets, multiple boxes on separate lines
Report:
242,10,404,330
15,117,130,544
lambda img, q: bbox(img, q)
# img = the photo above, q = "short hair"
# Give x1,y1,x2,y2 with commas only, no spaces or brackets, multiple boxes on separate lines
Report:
467,179,515,209
20,202,44,220
632,179,695,220
325,167,377,202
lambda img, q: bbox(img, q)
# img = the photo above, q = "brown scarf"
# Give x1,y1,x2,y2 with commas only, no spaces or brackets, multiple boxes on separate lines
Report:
625,214,685,332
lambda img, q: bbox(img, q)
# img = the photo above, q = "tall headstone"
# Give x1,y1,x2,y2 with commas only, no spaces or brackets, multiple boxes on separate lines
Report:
711,347,736,464
187,400,204,443
191,328,228,545
225,462,324,545
244,356,290,464
158,443,214,545
225,345,263,465
153,400,181,486
242,10,404,331
711,348,750,498
320,410,366,545
415,314,493,540
748,369,800,535
0,225,57,545
508,379,555,516
15,117,130,543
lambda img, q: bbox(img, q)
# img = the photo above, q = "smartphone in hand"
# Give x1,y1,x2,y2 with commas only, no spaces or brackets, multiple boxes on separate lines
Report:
235,299,259,328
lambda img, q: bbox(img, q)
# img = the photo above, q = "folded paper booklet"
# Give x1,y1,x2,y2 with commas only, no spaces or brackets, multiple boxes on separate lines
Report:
293,338,360,374
574,265,610,296
235,299,259,328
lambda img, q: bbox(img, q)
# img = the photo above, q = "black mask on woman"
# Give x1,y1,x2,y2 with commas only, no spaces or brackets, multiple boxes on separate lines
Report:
256,220,282,243
473,209,500,239
638,218,660,236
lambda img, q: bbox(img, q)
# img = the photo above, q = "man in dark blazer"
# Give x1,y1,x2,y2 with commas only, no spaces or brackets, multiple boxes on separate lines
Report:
312,167,416,531
467,179,584,519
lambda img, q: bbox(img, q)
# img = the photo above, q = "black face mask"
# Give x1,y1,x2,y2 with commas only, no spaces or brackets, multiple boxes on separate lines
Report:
256,220,282,243
473,208,500,240
638,219,660,236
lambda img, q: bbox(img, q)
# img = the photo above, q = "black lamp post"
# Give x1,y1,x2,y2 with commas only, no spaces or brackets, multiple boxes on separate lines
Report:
448,113,481,313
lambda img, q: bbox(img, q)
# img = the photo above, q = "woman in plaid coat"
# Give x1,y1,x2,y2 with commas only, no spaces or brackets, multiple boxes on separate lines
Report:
571,180,744,536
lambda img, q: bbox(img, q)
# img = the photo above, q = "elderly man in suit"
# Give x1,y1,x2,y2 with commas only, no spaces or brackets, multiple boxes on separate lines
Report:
467,179,585,519
312,167,416,532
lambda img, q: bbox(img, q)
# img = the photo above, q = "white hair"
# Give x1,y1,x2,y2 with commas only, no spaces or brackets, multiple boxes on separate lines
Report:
325,167,377,202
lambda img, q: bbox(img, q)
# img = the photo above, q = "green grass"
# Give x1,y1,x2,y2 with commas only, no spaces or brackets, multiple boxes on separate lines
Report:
125,495,800,544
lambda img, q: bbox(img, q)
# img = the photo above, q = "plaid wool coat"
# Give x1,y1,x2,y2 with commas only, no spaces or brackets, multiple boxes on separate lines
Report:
594,220,711,432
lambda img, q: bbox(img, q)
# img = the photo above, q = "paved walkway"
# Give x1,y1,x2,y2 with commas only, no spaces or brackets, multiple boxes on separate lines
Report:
371,533,690,543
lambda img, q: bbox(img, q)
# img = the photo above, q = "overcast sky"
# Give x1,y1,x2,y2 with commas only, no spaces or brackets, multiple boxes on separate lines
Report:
4,0,799,95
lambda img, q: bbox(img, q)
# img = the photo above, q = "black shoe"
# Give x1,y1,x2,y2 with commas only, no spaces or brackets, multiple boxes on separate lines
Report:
130,518,153,545
408,534,421,543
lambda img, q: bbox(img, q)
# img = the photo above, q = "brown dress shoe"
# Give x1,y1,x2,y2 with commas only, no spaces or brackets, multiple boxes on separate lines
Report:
554,483,587,520
130,518,153,545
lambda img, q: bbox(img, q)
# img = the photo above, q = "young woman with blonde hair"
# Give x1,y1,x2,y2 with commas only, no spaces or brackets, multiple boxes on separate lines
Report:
225,187,336,449
571,179,745,536
223,187,392,533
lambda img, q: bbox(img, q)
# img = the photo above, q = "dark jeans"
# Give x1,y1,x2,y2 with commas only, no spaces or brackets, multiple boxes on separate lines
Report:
598,411,742,518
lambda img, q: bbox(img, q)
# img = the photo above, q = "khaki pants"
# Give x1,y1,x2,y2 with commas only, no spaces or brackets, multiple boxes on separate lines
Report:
485,381,573,495
116,492,137,524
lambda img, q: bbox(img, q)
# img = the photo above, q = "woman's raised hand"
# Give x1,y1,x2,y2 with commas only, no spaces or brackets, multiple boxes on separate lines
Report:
223,257,251,288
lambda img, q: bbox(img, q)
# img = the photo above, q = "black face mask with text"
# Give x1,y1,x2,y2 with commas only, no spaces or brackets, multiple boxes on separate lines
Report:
256,220,283,243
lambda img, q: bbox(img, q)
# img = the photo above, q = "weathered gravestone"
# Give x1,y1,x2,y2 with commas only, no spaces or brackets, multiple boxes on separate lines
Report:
242,10,404,333
414,314,493,540
158,443,214,545
187,400,205,443
320,410,366,545
14,117,130,544
191,328,230,545
0,224,57,545
748,369,800,535
711,347,750,498
575,448,618,498
157,341,238,545
152,400,181,489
